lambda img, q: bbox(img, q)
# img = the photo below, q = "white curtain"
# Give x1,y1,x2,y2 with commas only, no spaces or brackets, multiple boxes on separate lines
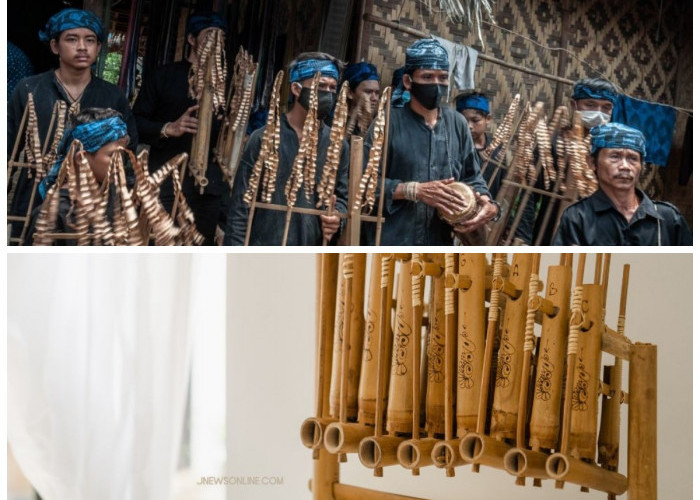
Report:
8,254,212,500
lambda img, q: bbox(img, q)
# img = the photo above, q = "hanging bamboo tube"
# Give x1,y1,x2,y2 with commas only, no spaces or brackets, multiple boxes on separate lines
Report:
430,253,461,476
503,254,544,486
460,254,532,472
432,253,485,473
504,254,572,483
309,255,340,500
325,255,374,457
359,256,415,472
190,55,215,193
460,253,508,472
398,255,444,473
301,255,339,457
358,254,395,424
546,255,627,494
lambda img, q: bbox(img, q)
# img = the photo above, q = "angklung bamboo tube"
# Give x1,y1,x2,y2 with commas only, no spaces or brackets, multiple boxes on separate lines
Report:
431,253,462,475
454,253,487,433
567,282,604,460
302,255,338,457
490,253,533,439
358,254,395,424
424,254,446,436
330,254,366,422
386,257,421,434
360,255,398,477
398,254,443,473
460,253,506,472
503,256,572,484
528,261,573,450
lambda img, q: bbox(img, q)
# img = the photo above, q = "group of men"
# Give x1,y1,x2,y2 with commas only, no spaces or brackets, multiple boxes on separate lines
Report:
7,7,691,246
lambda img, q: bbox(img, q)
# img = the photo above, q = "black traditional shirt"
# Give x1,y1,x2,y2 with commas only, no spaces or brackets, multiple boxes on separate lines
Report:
363,104,490,246
224,114,349,246
553,188,692,246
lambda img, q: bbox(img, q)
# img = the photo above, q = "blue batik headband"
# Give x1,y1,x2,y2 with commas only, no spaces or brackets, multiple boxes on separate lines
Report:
40,116,128,198
404,38,450,73
186,11,227,37
289,59,339,83
590,122,646,158
39,8,104,42
572,83,617,103
343,62,379,90
456,94,490,114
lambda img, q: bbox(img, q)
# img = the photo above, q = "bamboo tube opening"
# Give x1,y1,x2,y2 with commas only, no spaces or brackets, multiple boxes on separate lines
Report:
459,433,484,462
431,439,465,469
324,424,344,453
301,417,328,449
397,438,438,470
324,422,374,454
504,448,528,476
503,448,550,479
545,453,569,480
358,435,404,469
359,437,384,468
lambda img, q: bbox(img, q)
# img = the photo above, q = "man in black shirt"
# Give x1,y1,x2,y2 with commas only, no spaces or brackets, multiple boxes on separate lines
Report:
224,52,348,245
554,122,691,246
8,8,137,240
132,11,227,245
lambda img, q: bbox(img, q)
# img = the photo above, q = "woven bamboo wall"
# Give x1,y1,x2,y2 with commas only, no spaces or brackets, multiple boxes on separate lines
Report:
364,0,687,122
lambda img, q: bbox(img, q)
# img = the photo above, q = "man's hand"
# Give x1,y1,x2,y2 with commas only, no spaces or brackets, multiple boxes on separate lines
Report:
414,178,470,215
320,195,341,243
165,105,199,137
452,194,497,234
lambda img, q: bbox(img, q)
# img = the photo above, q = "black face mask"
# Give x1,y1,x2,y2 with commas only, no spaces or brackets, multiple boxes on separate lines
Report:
409,82,448,110
298,87,336,120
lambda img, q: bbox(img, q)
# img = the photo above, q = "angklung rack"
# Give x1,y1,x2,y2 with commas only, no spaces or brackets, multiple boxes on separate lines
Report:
302,253,656,500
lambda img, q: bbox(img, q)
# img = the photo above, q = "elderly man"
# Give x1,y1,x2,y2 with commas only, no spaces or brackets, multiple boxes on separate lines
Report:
553,123,691,246
364,38,497,246
224,52,349,245
8,8,137,239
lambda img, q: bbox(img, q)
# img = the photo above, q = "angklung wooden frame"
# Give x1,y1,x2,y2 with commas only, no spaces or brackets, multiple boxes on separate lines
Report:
303,253,657,500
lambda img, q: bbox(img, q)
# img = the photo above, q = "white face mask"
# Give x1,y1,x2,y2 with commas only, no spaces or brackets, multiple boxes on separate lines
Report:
579,110,611,128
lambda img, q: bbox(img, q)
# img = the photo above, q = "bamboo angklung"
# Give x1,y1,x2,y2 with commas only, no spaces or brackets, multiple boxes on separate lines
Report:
397,254,444,474
216,47,258,189
305,253,655,499
353,86,392,214
317,81,350,211
281,73,321,245
188,28,227,193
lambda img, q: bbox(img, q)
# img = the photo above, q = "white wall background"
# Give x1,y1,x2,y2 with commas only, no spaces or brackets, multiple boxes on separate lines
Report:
226,253,692,500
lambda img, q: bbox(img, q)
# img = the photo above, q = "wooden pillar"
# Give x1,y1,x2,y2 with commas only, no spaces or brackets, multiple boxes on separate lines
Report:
627,343,657,500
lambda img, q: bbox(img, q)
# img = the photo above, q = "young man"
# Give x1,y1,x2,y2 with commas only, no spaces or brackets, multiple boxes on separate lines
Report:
224,52,349,245
27,108,130,245
132,11,227,245
365,38,497,246
342,62,380,137
8,8,137,238
553,123,691,245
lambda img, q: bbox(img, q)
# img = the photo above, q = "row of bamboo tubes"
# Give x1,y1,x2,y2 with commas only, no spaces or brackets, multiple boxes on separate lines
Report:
304,253,657,500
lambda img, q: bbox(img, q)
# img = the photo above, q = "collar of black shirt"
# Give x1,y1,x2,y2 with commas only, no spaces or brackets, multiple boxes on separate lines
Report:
590,188,662,220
